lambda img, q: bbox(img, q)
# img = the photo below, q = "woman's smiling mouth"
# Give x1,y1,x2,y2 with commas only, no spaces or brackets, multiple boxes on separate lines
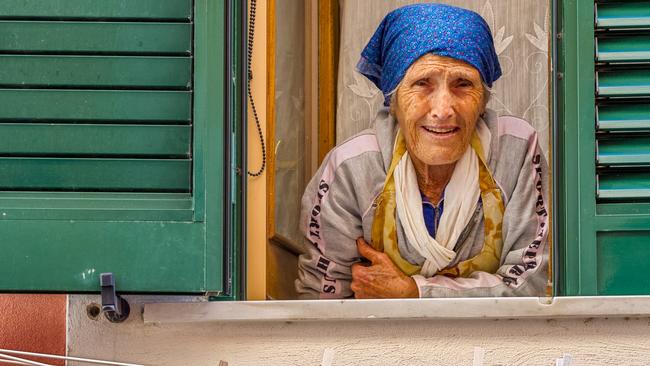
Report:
420,125,460,137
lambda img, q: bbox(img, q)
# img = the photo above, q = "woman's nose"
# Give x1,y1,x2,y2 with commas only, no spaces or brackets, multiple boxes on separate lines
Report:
428,91,454,121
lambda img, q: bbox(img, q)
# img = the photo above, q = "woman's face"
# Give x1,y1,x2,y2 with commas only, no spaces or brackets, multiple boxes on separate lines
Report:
392,54,487,167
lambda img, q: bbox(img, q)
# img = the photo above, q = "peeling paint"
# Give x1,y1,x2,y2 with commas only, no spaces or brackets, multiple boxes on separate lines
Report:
79,269,96,282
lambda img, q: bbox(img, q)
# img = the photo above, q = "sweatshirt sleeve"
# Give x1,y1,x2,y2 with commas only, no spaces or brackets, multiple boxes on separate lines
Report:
412,127,551,298
295,134,382,299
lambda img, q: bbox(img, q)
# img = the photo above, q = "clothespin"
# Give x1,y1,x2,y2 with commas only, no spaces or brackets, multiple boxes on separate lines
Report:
472,347,485,366
321,348,335,366
218,361,228,366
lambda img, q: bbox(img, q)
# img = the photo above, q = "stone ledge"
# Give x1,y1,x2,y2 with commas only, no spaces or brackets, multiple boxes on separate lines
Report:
143,296,650,323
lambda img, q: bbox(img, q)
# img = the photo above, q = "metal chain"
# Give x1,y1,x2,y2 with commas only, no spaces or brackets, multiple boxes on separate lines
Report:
246,0,266,177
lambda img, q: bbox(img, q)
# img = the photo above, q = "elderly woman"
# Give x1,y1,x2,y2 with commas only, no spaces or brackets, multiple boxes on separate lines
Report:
296,4,549,299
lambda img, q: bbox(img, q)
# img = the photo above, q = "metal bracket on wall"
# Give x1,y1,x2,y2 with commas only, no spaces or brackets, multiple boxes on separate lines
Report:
100,272,130,323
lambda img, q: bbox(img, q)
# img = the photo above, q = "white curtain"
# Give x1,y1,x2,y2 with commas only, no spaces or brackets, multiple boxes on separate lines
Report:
336,0,551,159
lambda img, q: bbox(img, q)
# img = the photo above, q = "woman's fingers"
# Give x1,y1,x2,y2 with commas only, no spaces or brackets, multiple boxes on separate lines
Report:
350,262,364,278
350,263,367,298
356,237,385,264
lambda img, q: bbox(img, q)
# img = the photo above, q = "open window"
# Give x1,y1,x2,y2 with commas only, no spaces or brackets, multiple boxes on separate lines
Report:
263,0,650,301
267,0,555,299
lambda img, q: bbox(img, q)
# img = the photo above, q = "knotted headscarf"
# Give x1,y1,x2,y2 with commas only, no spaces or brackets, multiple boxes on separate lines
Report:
357,3,502,105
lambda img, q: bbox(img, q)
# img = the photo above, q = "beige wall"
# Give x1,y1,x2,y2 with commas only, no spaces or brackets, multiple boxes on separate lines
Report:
247,0,267,301
68,295,650,366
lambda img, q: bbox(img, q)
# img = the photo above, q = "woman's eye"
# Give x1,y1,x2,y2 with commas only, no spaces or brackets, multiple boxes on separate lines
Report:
456,79,473,88
413,79,428,87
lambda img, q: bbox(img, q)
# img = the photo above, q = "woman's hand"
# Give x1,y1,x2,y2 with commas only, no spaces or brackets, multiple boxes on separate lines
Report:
350,237,419,299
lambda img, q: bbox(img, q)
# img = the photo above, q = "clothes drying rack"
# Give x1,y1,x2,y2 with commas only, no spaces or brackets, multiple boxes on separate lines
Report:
0,349,145,366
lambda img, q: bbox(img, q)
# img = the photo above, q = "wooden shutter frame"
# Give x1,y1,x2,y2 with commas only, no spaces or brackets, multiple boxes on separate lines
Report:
0,0,238,294
560,0,650,295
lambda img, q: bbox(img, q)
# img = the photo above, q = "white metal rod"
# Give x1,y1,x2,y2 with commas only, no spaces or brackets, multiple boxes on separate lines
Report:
0,354,53,366
0,350,145,366
0,358,32,366
0,361,31,366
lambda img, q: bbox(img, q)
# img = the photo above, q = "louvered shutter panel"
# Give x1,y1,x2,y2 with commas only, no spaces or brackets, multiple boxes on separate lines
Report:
0,0,239,294
596,2,650,200
561,1,650,295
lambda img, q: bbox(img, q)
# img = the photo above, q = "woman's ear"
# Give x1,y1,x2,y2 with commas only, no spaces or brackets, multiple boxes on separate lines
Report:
389,93,397,117
480,86,490,115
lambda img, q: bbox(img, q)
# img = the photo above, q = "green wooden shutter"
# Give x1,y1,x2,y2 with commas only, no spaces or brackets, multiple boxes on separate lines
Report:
0,0,242,295
561,0,650,295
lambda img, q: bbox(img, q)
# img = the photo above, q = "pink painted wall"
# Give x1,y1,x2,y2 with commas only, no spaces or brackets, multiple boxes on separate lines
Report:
0,295,66,366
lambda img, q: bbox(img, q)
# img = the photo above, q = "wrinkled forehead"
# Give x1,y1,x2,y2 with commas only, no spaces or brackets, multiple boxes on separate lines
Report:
403,54,482,81
404,53,481,79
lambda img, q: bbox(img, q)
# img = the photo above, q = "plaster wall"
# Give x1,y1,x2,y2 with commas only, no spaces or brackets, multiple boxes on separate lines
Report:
67,295,650,366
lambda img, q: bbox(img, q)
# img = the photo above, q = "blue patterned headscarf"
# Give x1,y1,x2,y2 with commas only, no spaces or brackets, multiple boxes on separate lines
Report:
357,3,502,106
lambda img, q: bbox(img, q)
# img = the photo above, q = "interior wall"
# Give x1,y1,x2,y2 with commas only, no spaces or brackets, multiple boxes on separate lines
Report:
247,0,268,301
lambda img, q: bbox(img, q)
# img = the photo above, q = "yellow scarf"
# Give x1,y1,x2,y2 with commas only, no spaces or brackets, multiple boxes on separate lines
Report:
370,130,505,277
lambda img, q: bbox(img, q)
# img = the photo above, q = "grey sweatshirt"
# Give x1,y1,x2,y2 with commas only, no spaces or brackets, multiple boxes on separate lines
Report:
296,109,550,299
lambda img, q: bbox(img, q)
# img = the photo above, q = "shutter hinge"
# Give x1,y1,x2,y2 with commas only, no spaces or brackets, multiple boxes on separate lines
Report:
100,273,131,323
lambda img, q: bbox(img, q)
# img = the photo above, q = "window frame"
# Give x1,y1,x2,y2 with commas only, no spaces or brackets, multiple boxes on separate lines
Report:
264,0,561,300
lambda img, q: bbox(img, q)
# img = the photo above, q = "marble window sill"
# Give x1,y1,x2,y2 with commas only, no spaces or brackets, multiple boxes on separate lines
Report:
143,296,650,323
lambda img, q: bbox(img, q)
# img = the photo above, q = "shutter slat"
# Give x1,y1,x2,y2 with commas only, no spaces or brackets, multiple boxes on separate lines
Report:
598,137,650,165
0,56,191,89
0,124,190,156
0,21,191,54
597,36,650,62
597,69,650,96
0,90,191,122
0,158,190,191
598,172,650,199
0,192,193,221
0,0,191,20
598,104,650,131
0,191,191,205
597,2,650,29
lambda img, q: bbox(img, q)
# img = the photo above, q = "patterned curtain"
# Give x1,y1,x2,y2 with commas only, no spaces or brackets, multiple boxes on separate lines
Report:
336,0,551,159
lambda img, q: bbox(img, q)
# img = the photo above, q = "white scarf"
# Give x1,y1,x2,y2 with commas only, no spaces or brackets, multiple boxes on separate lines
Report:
394,120,491,277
